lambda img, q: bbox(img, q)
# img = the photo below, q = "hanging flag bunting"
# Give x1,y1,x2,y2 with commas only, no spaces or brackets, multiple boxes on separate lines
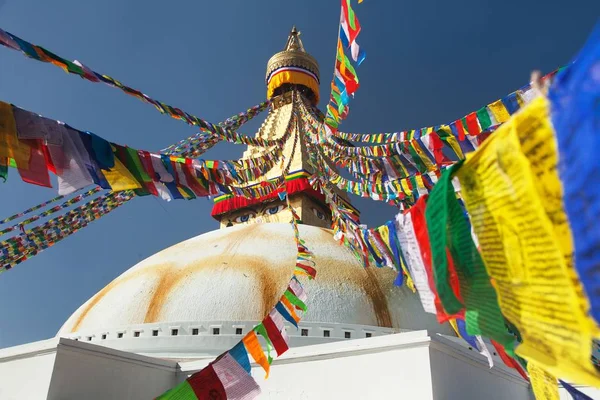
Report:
323,0,365,131
0,97,290,270
1,4,600,398
0,101,289,199
0,27,284,147
330,67,560,144
1,191,132,273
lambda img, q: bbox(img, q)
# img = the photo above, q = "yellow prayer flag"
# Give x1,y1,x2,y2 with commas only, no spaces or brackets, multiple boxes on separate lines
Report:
438,125,465,160
399,178,411,196
448,319,460,337
102,149,142,191
488,100,511,124
529,363,560,400
456,97,600,386
0,101,30,168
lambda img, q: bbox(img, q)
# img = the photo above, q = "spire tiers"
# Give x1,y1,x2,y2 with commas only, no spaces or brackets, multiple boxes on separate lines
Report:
266,26,320,104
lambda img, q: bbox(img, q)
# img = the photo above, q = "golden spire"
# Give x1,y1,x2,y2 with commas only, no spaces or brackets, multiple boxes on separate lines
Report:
266,26,320,103
284,26,305,52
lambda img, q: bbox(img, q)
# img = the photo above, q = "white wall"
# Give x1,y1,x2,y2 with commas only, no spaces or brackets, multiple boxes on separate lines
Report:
0,338,58,400
46,338,178,400
180,330,533,400
429,337,532,400
61,320,397,359
260,337,434,399
3,332,598,400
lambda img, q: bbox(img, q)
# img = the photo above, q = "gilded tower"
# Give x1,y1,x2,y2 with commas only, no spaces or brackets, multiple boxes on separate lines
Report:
212,27,338,229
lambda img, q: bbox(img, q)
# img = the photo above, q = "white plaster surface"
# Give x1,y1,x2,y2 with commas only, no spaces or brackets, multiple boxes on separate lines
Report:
2,332,599,399
59,223,453,340
0,338,58,400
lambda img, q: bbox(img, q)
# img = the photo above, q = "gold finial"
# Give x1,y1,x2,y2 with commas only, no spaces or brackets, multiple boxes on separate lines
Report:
266,26,320,103
284,25,305,52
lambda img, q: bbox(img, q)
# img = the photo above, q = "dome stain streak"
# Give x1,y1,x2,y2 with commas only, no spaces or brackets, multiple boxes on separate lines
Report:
66,224,410,334
70,266,157,332
144,265,187,323
361,267,393,328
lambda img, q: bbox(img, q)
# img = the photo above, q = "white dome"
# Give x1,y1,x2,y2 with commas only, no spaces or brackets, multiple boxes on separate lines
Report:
58,223,452,354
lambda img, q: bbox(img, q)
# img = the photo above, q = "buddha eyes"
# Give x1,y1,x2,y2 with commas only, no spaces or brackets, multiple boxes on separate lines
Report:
312,207,327,220
230,204,285,224
264,205,284,215
234,212,256,223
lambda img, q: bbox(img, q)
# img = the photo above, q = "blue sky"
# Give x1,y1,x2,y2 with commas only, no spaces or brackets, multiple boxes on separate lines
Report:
0,0,597,348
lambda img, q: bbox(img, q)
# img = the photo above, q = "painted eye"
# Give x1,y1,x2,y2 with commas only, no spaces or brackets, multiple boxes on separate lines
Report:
266,205,284,215
312,207,327,220
234,212,256,223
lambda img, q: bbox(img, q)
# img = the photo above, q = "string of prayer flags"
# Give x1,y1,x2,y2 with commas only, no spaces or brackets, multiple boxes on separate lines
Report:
548,23,600,325
0,98,291,269
0,187,102,236
161,100,271,157
332,69,561,144
0,192,71,225
340,0,366,65
1,101,288,200
0,28,281,147
455,96,600,387
323,0,365,130
0,191,131,273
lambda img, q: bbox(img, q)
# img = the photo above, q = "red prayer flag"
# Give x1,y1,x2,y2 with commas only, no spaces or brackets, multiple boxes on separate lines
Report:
17,139,51,188
341,0,362,44
455,120,466,141
491,340,529,381
262,315,289,356
429,133,446,165
411,196,462,323
465,112,481,136
187,364,227,399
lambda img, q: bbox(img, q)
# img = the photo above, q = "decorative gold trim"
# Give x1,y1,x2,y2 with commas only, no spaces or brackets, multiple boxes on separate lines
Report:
266,27,320,83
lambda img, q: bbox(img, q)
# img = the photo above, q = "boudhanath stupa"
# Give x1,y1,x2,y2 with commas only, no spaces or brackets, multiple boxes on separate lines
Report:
0,27,596,400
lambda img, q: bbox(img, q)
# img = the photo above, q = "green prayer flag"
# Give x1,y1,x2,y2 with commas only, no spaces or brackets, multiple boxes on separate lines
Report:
117,146,149,196
425,165,465,314
476,107,492,131
254,323,274,364
156,380,196,400
125,147,152,183
407,145,428,173
425,163,515,351
284,290,307,311
38,47,85,76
